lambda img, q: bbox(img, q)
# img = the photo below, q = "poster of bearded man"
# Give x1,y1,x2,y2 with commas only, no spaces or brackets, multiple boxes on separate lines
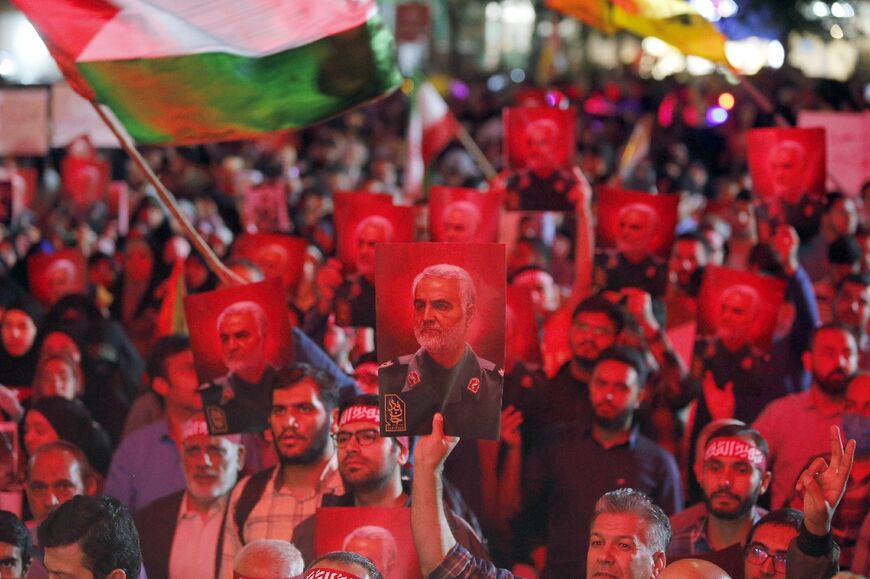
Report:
376,243,505,439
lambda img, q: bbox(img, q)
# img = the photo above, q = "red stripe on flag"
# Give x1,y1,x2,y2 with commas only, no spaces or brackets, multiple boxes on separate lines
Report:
422,114,458,164
12,0,119,60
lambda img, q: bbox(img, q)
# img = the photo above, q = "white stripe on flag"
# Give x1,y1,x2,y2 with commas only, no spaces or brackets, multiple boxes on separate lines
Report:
79,0,378,62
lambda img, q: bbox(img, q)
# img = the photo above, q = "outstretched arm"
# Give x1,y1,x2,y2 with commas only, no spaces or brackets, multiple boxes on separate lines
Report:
412,413,460,575
570,167,595,307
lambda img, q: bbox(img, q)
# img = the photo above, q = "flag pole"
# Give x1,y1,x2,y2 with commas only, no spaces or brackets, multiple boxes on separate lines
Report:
453,123,498,181
89,101,244,287
727,66,789,127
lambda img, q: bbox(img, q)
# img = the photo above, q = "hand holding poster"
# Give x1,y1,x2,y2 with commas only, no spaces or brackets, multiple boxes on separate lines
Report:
376,243,505,439
498,107,578,212
184,278,294,434
692,266,786,397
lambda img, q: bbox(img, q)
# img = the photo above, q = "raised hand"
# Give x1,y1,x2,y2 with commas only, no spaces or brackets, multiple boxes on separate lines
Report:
702,371,735,421
500,405,524,449
795,425,857,536
413,413,459,474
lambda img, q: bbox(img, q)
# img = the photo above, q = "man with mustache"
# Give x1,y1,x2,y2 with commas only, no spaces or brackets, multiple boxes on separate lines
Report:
379,264,502,439
200,300,278,434
753,323,858,508
523,346,682,577
135,416,245,579
668,425,772,576
219,364,343,579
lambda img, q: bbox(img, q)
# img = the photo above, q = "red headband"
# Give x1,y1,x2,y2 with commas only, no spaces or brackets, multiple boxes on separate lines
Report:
338,405,408,448
304,569,363,579
704,437,767,471
339,405,379,427
234,573,301,579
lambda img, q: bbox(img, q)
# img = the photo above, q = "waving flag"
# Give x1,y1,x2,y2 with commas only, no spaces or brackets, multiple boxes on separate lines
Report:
547,0,728,64
405,78,459,199
12,0,402,144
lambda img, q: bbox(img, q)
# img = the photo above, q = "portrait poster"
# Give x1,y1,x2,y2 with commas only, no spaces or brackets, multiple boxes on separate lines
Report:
242,181,291,233
595,187,679,259
333,192,414,270
746,127,826,204
375,243,505,439
428,186,500,243
313,507,422,579
27,249,87,307
696,266,786,354
183,278,294,434
0,88,50,156
60,137,111,207
506,286,542,366
232,233,307,293
501,107,577,211
798,110,869,197
503,107,575,171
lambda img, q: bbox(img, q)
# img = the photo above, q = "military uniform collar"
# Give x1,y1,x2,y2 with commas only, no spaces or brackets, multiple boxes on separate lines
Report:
401,345,484,402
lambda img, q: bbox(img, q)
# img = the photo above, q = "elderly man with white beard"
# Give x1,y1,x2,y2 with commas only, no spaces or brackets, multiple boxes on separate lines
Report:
379,264,502,439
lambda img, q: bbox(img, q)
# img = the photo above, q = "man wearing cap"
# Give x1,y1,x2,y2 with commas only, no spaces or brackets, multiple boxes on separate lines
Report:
668,425,772,577
292,395,488,565
135,416,246,579
379,264,502,439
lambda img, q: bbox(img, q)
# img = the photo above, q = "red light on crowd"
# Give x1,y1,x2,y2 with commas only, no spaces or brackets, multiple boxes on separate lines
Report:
718,92,735,110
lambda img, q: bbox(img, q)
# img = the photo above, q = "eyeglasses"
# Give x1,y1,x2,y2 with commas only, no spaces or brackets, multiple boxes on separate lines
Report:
744,543,788,574
331,429,380,447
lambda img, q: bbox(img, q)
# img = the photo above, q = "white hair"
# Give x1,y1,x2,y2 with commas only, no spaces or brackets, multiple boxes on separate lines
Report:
412,263,476,310
617,202,658,229
354,215,395,241
234,539,304,577
526,117,560,140
216,300,268,335
768,139,806,165
342,526,397,574
443,200,481,229
719,283,760,315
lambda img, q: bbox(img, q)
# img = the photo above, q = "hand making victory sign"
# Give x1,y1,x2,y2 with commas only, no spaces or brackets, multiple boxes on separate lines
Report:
794,425,857,537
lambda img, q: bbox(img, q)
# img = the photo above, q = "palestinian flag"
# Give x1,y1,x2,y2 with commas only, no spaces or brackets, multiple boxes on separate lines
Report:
13,0,403,145
405,78,459,200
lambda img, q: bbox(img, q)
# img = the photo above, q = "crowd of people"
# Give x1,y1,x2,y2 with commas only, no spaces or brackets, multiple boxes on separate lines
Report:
0,67,867,579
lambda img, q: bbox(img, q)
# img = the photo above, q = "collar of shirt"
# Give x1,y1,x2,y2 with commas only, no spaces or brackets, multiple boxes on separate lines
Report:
178,493,227,523
803,389,845,419
585,423,640,450
272,452,343,498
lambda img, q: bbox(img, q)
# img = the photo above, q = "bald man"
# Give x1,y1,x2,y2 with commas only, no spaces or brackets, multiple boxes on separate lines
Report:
661,559,731,579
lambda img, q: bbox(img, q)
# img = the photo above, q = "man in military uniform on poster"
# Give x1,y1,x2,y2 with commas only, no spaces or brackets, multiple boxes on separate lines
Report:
334,215,394,328
379,264,502,440
594,202,669,301
692,284,767,430
200,300,279,434
503,118,580,212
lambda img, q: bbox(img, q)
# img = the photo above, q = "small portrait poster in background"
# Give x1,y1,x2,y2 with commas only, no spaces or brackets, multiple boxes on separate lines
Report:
184,278,294,434
376,243,505,439
314,507,422,579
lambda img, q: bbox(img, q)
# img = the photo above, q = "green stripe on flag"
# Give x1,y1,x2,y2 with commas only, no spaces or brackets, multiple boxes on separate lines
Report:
78,16,401,144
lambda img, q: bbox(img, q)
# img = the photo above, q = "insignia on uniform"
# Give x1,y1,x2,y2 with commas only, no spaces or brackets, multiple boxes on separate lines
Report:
741,356,753,371
467,377,480,395
498,367,505,377
207,406,228,434
646,266,656,279
804,204,815,217
379,360,394,369
406,371,421,389
383,394,407,432
220,384,235,405
521,374,534,389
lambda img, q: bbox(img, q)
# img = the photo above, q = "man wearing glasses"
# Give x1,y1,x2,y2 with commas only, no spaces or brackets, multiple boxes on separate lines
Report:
743,425,854,578
292,395,488,564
